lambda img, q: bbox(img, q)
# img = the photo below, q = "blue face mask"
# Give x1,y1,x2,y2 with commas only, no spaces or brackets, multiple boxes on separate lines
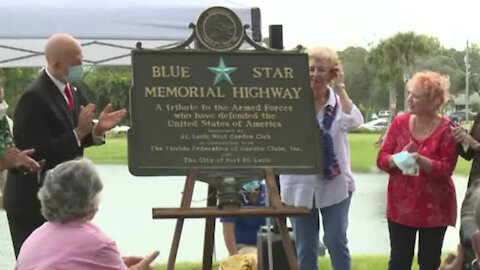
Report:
392,151,417,172
66,64,84,82
242,181,260,193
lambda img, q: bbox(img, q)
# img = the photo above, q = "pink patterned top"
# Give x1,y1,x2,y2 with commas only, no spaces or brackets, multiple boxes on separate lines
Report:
16,220,127,270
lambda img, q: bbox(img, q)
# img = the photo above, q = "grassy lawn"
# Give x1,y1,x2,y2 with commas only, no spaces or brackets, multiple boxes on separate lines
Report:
84,136,127,164
85,133,462,269
349,133,472,176
85,133,473,176
152,254,448,269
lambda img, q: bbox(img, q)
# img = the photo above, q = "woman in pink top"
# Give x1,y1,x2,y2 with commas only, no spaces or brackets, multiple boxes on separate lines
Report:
377,71,458,270
16,158,159,270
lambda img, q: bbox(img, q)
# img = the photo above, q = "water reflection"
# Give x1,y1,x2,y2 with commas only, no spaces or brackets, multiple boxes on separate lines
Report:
0,165,468,267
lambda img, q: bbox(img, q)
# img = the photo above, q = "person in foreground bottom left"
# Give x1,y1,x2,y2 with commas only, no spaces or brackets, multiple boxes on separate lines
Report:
16,158,159,270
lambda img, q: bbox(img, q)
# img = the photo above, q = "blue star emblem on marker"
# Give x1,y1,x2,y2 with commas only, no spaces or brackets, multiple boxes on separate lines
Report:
207,57,238,85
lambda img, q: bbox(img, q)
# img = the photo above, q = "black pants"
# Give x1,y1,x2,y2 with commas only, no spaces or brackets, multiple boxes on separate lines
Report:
388,220,447,270
7,211,45,258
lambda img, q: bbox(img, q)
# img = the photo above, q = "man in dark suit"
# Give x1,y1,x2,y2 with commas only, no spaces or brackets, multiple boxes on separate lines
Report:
3,33,126,257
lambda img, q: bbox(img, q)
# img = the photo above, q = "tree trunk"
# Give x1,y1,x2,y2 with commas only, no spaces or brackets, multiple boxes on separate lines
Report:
403,72,410,111
389,83,397,120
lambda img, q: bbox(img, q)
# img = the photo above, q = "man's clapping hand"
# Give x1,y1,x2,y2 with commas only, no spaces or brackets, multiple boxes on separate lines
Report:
75,103,95,139
93,104,127,137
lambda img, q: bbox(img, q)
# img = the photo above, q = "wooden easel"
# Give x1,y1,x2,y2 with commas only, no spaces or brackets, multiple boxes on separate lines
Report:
152,168,309,270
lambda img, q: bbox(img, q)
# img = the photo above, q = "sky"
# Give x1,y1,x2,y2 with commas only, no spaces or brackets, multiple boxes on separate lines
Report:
240,0,480,51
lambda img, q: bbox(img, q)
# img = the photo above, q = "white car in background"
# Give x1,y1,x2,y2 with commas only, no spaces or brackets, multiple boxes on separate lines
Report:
378,110,390,118
360,118,389,131
108,125,129,135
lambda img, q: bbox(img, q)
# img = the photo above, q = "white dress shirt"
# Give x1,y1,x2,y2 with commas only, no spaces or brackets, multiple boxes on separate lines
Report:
45,68,70,104
280,87,364,209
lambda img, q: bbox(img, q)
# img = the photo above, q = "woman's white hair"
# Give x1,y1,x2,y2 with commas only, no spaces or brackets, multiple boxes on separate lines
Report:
38,158,102,223
308,46,340,65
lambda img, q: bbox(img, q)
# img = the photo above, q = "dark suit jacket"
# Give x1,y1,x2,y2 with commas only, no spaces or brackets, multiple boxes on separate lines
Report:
4,70,94,213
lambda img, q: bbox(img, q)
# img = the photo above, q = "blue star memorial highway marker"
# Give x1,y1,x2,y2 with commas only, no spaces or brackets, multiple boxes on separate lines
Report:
207,57,238,85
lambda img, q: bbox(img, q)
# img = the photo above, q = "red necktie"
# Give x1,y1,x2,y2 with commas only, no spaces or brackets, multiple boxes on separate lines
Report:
64,84,74,113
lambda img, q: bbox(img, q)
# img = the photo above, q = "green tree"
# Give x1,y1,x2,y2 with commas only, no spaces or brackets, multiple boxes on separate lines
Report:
415,54,464,95
442,44,480,95
0,68,41,116
339,46,375,116
367,40,402,117
471,102,480,112
83,66,131,123
368,32,441,116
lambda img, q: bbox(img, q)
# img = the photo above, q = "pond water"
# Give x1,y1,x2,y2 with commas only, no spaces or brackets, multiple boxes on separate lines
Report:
0,165,469,268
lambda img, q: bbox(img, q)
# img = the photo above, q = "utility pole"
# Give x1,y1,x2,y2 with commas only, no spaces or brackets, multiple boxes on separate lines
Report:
465,40,470,122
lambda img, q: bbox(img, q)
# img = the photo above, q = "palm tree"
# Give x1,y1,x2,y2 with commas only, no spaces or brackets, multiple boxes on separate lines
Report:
368,32,441,114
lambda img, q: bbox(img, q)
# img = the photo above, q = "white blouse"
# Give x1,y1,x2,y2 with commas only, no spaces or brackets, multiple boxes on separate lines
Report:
280,87,364,209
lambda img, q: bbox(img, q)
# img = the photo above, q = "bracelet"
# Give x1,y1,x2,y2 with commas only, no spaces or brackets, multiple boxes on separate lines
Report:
336,83,345,89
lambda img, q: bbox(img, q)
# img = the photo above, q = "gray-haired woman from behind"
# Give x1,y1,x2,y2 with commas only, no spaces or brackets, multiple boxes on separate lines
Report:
16,158,159,270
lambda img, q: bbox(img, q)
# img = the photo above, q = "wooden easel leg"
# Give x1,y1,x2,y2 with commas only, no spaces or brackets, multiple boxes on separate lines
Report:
275,217,298,270
167,169,198,270
202,185,217,270
265,168,299,270
264,168,283,208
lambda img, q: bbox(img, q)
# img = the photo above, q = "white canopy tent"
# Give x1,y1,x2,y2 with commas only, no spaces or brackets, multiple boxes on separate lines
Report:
0,0,261,67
